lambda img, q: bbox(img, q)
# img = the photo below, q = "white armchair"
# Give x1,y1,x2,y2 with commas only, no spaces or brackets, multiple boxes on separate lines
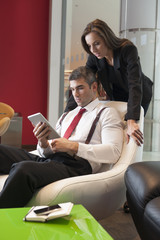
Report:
0,101,144,220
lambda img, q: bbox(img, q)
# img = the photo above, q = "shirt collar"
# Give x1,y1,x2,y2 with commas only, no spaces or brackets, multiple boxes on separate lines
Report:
97,50,120,70
81,98,100,112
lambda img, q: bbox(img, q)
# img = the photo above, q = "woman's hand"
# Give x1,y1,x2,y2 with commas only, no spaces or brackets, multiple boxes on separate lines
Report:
126,119,143,146
33,122,51,148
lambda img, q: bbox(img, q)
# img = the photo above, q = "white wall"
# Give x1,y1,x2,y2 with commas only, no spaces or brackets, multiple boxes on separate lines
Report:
65,0,121,70
120,0,157,30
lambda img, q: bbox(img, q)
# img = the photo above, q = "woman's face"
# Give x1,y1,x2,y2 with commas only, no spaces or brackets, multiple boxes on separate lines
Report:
85,32,109,59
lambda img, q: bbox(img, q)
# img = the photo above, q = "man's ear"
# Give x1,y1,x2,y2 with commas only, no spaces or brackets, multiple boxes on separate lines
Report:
92,82,98,92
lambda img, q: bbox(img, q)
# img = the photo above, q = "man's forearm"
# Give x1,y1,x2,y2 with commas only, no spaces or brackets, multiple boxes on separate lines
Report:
69,142,79,155
50,138,79,155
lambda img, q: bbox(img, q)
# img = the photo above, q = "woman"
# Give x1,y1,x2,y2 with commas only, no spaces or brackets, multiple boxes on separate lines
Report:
66,19,153,146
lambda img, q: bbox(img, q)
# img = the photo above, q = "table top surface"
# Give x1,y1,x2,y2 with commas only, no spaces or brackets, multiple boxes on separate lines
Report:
0,204,113,240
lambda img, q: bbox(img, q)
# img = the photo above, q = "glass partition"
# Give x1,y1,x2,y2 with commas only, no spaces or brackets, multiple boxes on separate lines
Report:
120,0,160,156
63,0,160,158
64,0,121,107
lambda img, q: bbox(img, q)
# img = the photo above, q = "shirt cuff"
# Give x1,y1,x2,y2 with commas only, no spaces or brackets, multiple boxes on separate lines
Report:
37,142,53,158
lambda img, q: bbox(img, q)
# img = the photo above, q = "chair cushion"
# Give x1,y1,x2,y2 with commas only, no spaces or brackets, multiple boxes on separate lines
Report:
0,117,10,136
0,102,14,120
0,102,14,136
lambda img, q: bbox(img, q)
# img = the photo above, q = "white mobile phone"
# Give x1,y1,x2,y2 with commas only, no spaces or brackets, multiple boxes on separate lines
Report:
28,112,60,139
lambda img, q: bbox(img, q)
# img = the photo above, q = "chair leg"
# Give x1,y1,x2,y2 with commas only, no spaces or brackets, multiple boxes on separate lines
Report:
123,201,130,213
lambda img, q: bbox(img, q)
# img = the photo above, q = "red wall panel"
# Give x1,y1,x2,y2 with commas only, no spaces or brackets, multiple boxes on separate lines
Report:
0,0,50,145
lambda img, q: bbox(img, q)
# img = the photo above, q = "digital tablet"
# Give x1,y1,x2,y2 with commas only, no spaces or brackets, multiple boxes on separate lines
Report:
28,112,60,139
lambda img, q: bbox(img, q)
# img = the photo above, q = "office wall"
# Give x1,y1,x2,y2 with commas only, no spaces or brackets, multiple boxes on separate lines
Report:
0,0,50,145
65,0,121,71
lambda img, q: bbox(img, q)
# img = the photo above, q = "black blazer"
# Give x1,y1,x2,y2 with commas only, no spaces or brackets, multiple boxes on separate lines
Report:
86,44,153,120
65,44,153,120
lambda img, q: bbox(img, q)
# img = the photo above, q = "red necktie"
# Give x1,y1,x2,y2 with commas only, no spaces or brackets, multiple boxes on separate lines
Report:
63,108,86,139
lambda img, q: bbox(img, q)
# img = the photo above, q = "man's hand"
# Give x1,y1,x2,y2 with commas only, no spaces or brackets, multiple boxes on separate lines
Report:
33,122,51,148
50,138,79,155
127,119,143,146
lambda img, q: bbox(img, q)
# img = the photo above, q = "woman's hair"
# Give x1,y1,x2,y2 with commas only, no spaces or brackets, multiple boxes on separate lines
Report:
81,19,133,54
69,66,97,87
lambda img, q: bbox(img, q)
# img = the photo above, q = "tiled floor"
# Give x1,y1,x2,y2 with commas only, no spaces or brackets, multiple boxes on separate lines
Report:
99,207,140,240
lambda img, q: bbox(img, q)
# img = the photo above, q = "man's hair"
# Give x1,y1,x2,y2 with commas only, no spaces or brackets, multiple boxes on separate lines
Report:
69,66,97,87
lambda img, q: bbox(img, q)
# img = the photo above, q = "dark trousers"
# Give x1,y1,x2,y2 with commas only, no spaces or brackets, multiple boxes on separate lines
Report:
0,144,92,208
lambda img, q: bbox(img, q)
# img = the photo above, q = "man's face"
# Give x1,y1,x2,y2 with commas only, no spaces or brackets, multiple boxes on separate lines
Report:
70,77,97,107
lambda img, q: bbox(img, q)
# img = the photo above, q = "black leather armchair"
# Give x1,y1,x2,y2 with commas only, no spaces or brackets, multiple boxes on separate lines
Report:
125,161,160,240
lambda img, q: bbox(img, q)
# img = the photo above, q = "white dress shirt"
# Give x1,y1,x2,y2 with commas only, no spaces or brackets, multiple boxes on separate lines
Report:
37,98,124,173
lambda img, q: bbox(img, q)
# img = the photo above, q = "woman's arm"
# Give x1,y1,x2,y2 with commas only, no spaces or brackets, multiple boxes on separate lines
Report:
127,119,143,146
121,45,143,145
122,44,142,120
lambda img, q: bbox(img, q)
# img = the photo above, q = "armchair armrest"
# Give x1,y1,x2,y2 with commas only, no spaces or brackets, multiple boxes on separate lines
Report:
125,161,160,209
125,161,160,240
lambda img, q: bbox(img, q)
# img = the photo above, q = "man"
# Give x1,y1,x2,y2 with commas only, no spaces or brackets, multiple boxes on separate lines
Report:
0,66,123,208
